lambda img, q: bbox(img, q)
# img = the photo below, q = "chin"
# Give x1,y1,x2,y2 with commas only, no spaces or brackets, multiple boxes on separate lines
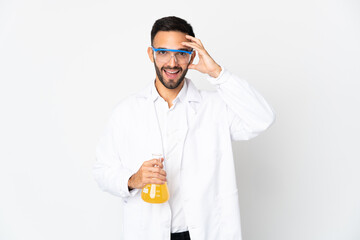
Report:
163,77,184,89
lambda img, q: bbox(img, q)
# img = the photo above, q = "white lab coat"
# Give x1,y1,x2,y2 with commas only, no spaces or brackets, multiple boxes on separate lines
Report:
93,67,275,240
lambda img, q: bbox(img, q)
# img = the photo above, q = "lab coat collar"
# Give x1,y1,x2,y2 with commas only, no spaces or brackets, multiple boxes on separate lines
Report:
136,78,202,104
150,78,188,104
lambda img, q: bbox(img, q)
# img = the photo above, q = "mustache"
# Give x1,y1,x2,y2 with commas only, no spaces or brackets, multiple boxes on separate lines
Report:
161,67,182,71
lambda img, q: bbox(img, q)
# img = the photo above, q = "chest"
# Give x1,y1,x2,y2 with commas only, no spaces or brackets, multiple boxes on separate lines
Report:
118,99,227,173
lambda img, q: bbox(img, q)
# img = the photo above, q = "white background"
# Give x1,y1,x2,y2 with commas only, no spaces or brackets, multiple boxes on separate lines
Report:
1,0,360,239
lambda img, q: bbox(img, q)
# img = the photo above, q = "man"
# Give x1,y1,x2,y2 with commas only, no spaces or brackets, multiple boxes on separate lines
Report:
94,16,275,240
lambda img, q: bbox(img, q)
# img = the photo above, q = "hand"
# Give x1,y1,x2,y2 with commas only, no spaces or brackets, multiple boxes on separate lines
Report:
182,35,222,78
128,158,167,189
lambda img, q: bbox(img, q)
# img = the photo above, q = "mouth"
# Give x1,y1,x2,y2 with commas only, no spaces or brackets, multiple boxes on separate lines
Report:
163,68,181,79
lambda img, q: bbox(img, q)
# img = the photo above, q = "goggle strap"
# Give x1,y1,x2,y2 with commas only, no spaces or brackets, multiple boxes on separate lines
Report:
152,47,193,55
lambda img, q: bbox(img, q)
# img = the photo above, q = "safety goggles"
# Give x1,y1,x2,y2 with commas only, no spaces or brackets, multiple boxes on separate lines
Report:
152,47,193,64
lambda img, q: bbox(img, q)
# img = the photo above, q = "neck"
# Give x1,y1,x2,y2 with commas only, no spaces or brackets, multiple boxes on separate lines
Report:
154,78,184,108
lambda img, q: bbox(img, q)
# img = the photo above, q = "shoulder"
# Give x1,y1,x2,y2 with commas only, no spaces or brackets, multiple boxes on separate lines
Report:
112,81,152,114
199,89,220,99
198,89,225,107
109,93,142,122
186,78,224,106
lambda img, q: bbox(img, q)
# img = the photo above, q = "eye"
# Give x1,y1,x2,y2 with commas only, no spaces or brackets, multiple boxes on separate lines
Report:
158,51,167,55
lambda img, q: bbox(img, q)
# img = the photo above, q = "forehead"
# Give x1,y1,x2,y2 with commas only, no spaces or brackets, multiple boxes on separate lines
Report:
153,31,190,49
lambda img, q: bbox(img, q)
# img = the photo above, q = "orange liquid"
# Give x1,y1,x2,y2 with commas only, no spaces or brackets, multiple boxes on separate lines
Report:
141,183,169,203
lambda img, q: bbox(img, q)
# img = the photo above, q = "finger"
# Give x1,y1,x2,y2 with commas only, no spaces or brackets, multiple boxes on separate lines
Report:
160,169,167,176
143,159,156,166
143,159,164,168
181,41,201,50
147,167,166,175
144,171,167,181
147,172,167,181
185,35,203,47
144,166,160,174
146,178,166,185
181,42,206,55
153,158,164,168
147,166,166,174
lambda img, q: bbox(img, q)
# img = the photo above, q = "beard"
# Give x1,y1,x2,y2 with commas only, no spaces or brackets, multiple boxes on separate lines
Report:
154,62,189,89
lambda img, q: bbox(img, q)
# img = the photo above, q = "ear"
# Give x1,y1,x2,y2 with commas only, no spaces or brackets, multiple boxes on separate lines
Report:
147,47,154,63
189,50,196,65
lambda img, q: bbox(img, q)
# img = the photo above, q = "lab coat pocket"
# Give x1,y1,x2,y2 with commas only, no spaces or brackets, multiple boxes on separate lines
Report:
217,190,242,238
122,198,145,236
202,194,222,239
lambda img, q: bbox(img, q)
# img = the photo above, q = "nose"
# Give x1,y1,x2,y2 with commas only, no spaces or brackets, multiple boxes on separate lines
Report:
168,54,177,67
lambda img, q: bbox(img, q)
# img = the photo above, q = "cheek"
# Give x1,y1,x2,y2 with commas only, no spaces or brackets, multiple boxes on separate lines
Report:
154,63,164,73
181,64,189,70
156,63,163,70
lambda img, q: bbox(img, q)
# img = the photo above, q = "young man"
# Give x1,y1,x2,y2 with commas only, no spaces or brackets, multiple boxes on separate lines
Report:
94,16,275,240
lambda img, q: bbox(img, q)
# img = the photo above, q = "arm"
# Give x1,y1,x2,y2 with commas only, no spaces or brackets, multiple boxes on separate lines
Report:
93,113,139,199
207,66,275,140
93,110,167,198
182,36,275,141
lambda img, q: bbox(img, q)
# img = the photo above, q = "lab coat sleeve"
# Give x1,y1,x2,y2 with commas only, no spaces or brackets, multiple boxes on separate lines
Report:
207,66,276,141
93,111,140,199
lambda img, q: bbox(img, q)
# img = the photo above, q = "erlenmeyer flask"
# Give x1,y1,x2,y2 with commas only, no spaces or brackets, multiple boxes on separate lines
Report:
141,153,169,203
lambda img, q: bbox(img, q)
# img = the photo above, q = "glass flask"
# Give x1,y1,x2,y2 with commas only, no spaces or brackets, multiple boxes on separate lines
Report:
141,153,169,203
